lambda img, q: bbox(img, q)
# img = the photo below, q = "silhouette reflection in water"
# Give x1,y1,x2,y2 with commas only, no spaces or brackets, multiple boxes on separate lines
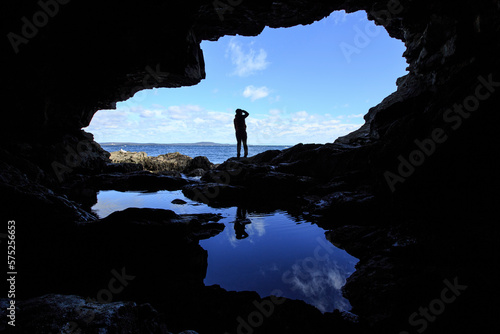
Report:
233,205,252,239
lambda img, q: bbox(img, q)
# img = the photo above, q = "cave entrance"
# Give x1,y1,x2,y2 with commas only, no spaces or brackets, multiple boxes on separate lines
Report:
86,10,408,314
85,10,407,148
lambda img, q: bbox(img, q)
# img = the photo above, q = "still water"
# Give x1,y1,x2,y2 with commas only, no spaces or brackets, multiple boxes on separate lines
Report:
92,190,358,313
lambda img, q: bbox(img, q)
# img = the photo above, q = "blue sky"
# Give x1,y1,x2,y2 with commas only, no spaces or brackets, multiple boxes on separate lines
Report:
85,10,408,145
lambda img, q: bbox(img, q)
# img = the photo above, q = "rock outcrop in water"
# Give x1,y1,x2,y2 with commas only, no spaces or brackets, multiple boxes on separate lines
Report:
2,0,499,333
109,150,214,175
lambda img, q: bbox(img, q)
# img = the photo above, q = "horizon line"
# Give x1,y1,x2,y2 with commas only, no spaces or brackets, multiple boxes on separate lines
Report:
98,141,296,146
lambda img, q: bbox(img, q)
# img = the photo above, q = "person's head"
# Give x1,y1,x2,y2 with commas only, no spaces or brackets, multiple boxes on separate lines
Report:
235,108,243,115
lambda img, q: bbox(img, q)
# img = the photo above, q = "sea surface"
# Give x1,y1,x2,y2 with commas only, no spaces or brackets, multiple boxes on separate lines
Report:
100,143,291,164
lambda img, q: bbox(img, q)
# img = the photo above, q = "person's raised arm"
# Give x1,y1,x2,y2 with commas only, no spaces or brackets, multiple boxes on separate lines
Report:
242,110,249,118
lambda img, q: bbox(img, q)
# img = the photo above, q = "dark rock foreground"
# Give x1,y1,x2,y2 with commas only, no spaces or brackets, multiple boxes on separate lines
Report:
2,0,500,333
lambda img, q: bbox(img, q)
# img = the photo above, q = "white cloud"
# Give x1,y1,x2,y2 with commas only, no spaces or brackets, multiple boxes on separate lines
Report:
140,109,162,118
329,10,348,25
243,85,270,101
165,105,202,120
227,38,270,76
269,95,281,103
87,110,130,130
86,103,364,145
291,110,309,122
207,111,233,122
295,111,309,118
250,109,363,145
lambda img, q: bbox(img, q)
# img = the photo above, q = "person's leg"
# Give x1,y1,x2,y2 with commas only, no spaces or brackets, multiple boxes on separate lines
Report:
236,133,242,157
242,132,248,157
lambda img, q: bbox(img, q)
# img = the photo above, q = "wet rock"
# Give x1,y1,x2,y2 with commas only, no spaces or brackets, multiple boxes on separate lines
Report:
0,294,168,334
204,159,271,185
182,182,246,207
109,151,216,176
158,170,183,178
247,149,282,164
15,206,225,307
301,190,379,223
109,150,148,164
179,213,225,240
172,198,187,205
181,284,363,334
185,168,206,177
195,160,319,207
152,152,192,172
110,151,194,173
184,156,213,173
247,171,317,197
100,207,181,226
1,158,97,224
104,161,144,173
96,207,224,241
86,171,190,191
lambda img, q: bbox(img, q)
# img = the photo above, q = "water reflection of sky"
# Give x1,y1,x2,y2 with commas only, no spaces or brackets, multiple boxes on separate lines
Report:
92,190,359,313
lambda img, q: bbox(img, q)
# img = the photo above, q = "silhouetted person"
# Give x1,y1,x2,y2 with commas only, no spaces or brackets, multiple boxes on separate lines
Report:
234,108,249,158
234,204,251,239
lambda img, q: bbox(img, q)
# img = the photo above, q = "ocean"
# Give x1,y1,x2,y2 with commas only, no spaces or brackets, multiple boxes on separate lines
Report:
99,143,291,164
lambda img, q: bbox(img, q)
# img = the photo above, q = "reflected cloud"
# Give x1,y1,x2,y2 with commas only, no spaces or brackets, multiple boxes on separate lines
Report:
285,258,352,312
245,216,266,237
259,262,279,276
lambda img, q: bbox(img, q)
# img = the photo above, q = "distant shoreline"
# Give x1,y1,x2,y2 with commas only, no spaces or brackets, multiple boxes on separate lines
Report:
99,142,291,147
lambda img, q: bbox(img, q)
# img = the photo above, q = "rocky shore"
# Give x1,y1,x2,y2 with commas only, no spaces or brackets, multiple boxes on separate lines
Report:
108,150,214,176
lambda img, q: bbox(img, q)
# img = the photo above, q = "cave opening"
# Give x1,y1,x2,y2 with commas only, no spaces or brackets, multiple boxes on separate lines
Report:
84,10,408,148
85,9,409,315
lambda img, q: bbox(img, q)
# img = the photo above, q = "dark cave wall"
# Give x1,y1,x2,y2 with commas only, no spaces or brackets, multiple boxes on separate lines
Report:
2,0,500,208
4,0,497,135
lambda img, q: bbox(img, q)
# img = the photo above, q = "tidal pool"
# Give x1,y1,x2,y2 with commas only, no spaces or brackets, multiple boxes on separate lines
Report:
92,190,359,313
